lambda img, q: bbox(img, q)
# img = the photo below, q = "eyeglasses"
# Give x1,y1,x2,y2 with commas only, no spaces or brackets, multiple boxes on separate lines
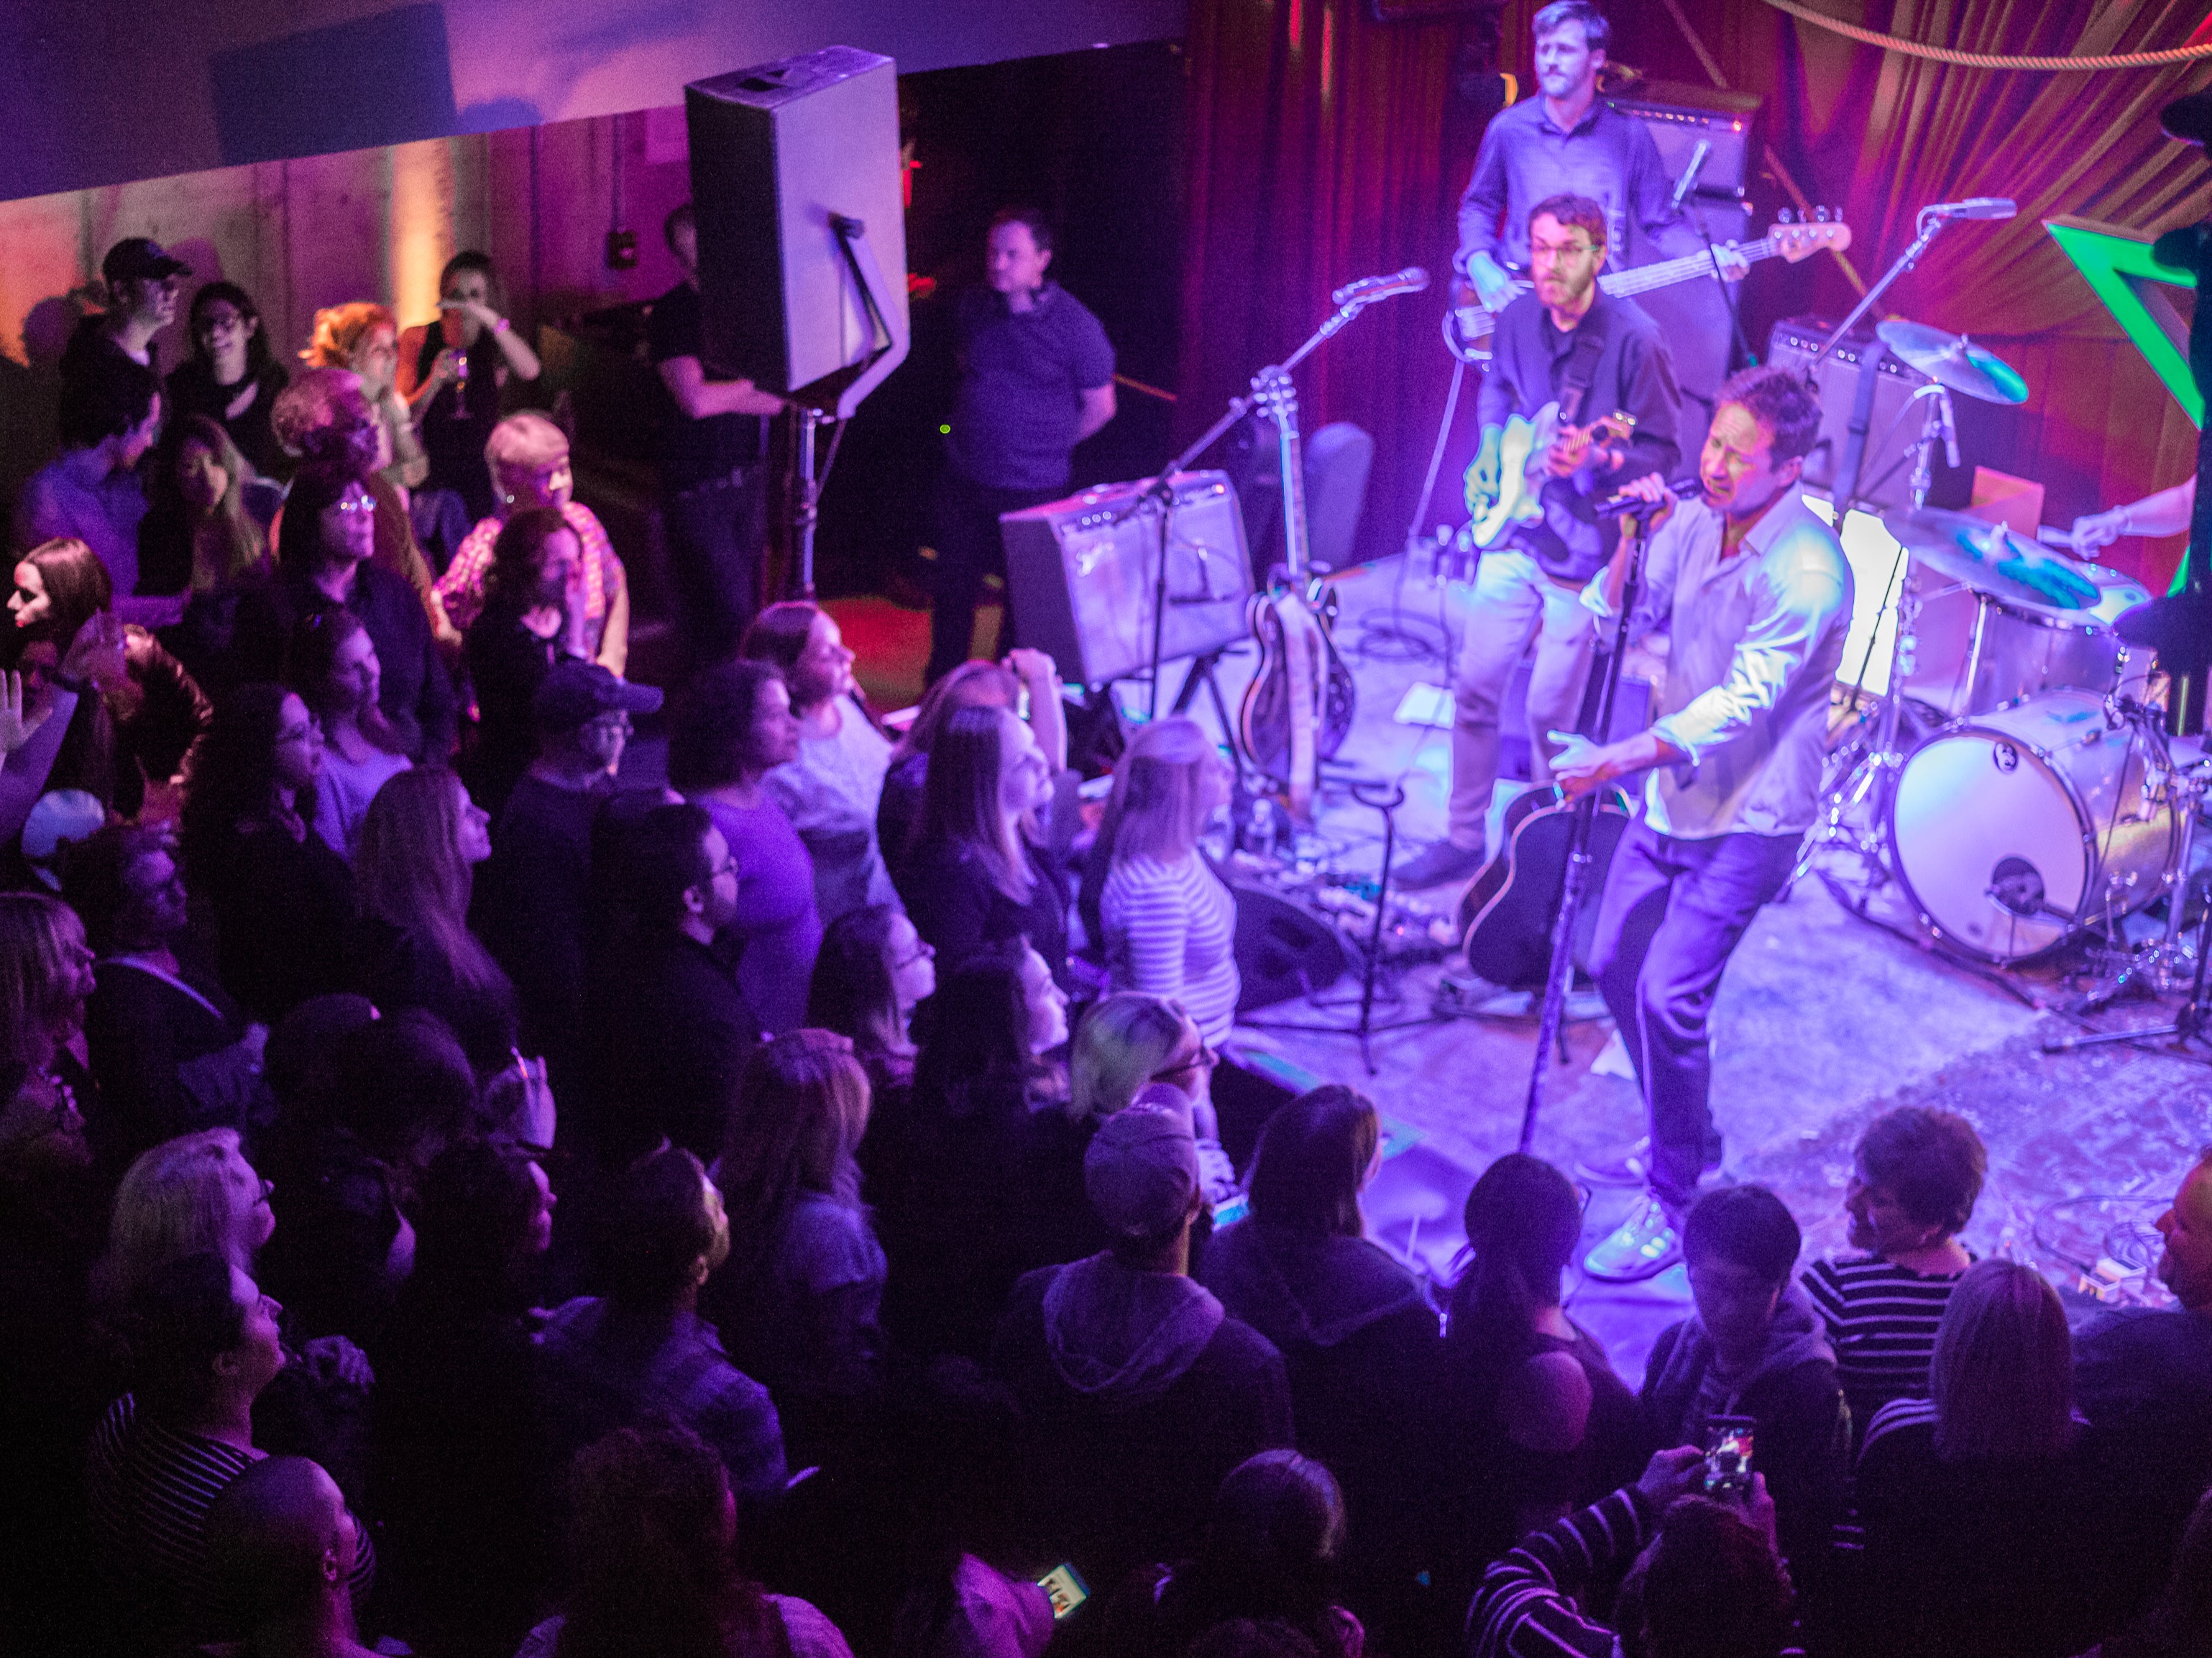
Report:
707,855,739,879
275,720,321,746
586,713,633,734
1151,1043,1219,1083
894,940,935,970
330,494,374,516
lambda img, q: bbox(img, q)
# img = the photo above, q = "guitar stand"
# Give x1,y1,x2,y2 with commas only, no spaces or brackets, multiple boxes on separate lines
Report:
1241,781,1442,1076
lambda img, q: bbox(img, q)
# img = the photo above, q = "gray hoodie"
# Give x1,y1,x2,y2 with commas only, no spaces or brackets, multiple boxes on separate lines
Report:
1040,1252,1226,1407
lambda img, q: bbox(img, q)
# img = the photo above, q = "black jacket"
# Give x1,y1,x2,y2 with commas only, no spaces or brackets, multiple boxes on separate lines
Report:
589,930,760,1164
232,562,457,761
898,833,1069,984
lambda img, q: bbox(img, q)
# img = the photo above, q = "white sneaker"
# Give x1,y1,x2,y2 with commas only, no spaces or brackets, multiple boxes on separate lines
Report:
1583,1193,1681,1282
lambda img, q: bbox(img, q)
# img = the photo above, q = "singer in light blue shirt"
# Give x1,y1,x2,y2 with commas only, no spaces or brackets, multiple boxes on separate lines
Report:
1551,367,1850,1286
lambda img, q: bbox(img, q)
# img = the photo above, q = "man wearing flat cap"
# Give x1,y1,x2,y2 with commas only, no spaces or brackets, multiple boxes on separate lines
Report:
991,1094,1293,1586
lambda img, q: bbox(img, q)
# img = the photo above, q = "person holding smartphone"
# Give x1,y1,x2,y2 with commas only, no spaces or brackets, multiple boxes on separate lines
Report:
1638,1186,1848,1595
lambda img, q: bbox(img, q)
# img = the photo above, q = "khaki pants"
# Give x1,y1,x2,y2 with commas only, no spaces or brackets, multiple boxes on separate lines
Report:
1446,547,1599,848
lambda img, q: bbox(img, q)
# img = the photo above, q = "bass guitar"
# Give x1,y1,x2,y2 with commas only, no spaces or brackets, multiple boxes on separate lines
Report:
1446,214,1853,360
1464,404,1635,554
1239,371,1357,816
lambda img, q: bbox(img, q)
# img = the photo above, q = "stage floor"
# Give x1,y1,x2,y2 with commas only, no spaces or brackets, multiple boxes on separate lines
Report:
1162,555,2212,1386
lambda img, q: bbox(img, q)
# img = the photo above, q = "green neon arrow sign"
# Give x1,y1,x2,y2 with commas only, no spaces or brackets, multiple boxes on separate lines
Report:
2046,215,2200,424
2047,216,2200,591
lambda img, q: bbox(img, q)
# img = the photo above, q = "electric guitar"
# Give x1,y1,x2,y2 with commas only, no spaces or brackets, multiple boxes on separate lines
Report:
1463,404,1637,554
1445,215,1854,359
1238,372,1357,815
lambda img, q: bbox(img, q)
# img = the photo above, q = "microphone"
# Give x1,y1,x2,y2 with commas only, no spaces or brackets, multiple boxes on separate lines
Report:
1927,197,2017,219
1936,387,1960,469
1669,140,1711,216
1331,267,1430,306
1595,476,1704,516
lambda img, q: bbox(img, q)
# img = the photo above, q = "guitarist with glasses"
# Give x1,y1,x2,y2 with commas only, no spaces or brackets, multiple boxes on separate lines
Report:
1395,194,1679,889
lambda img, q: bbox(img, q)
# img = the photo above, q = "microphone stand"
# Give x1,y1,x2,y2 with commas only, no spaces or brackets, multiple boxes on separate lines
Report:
1119,289,1390,720
1519,499,1658,1155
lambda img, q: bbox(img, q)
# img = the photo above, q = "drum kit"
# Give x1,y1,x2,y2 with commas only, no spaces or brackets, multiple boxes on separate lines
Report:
1798,321,2212,1003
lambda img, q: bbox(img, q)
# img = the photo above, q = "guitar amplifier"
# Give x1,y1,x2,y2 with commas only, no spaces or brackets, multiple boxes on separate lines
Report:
1766,316,1987,513
1612,81,1762,200
1000,472,1257,688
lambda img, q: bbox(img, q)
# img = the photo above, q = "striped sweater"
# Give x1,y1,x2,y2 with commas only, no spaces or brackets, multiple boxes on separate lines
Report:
1801,1253,1968,1432
1469,1486,1807,1658
1099,852,1240,1045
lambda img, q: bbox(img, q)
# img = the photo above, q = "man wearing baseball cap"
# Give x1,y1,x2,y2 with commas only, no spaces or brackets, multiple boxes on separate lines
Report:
473,659,661,1094
991,1094,1293,1584
63,238,191,384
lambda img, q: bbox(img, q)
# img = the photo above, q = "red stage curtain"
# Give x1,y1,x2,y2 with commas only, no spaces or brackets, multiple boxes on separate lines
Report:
1180,0,2212,586
1177,0,1494,564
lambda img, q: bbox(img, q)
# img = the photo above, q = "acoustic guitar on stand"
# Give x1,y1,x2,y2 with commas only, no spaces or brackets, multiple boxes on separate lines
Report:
1444,214,1853,361
1239,370,1357,817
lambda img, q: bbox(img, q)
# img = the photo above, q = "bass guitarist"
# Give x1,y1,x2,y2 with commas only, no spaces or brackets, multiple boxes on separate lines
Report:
1395,193,1680,889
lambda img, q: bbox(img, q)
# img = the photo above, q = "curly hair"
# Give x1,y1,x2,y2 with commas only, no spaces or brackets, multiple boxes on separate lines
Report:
667,659,786,794
300,302,395,371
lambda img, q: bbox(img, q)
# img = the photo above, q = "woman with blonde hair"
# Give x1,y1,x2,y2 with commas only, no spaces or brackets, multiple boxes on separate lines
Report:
349,767,518,1075
1083,716,1239,1045
707,1029,885,1455
1852,1258,2124,1657
432,410,628,669
104,1126,275,1304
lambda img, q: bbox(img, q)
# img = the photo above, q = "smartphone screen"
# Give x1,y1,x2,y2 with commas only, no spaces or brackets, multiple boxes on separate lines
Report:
1037,1562,1090,1620
1703,1416,1755,1495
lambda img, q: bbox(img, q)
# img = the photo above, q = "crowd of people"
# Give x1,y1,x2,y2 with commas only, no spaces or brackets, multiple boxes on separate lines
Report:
3,219,2211,1658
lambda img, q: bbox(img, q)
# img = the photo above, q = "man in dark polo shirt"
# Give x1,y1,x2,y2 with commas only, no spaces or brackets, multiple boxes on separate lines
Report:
649,203,787,671
926,207,1117,685
1396,193,1678,889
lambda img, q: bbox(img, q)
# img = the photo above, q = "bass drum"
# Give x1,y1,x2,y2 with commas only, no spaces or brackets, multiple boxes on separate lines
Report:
1887,690,2176,963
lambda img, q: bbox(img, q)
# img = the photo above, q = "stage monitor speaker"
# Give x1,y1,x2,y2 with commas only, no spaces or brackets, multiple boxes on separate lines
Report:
1231,881,1351,1012
1766,316,1988,513
1001,472,1257,688
685,46,908,400
1613,81,1761,198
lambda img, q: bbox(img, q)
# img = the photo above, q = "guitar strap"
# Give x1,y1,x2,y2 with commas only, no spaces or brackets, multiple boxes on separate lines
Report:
1554,303,1612,426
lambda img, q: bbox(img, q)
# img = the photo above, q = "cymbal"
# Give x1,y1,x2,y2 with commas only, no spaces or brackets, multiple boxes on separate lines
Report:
1881,506,2098,612
2116,593,2212,667
1874,321,2029,405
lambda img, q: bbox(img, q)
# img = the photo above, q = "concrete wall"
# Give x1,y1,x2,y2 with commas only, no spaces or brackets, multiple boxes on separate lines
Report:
0,108,704,523
0,0,1188,202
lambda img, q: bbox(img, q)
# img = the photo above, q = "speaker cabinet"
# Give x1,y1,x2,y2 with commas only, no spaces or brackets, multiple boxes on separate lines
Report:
1766,316,1991,513
1000,472,1257,688
1613,82,1762,198
684,47,908,400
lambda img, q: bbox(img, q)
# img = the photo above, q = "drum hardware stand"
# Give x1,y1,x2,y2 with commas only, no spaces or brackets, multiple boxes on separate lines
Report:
1520,501,1658,1154
2064,712,2212,1012
1240,781,1441,1075
1791,385,1953,898
2046,851,2212,1058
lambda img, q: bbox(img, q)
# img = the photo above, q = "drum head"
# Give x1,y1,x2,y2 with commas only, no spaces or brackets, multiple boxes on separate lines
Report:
1889,725,2088,962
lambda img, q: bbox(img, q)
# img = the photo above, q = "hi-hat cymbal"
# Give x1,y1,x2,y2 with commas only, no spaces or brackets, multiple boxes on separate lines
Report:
1881,506,2099,612
2116,592,2212,668
1874,321,2030,406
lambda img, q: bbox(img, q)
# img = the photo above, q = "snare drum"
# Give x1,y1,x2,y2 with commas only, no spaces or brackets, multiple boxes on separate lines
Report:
1904,563,2151,718
1887,690,2176,963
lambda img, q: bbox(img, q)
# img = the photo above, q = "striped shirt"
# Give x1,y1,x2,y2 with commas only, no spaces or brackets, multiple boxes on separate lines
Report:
86,1393,376,1644
1100,852,1240,1045
1802,1254,1970,1432
1471,1485,1808,1658
435,500,623,637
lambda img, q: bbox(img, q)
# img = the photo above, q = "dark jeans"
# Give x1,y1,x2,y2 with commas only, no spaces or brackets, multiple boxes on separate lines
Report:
927,467,1057,686
1587,817,1799,1214
664,465,768,670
